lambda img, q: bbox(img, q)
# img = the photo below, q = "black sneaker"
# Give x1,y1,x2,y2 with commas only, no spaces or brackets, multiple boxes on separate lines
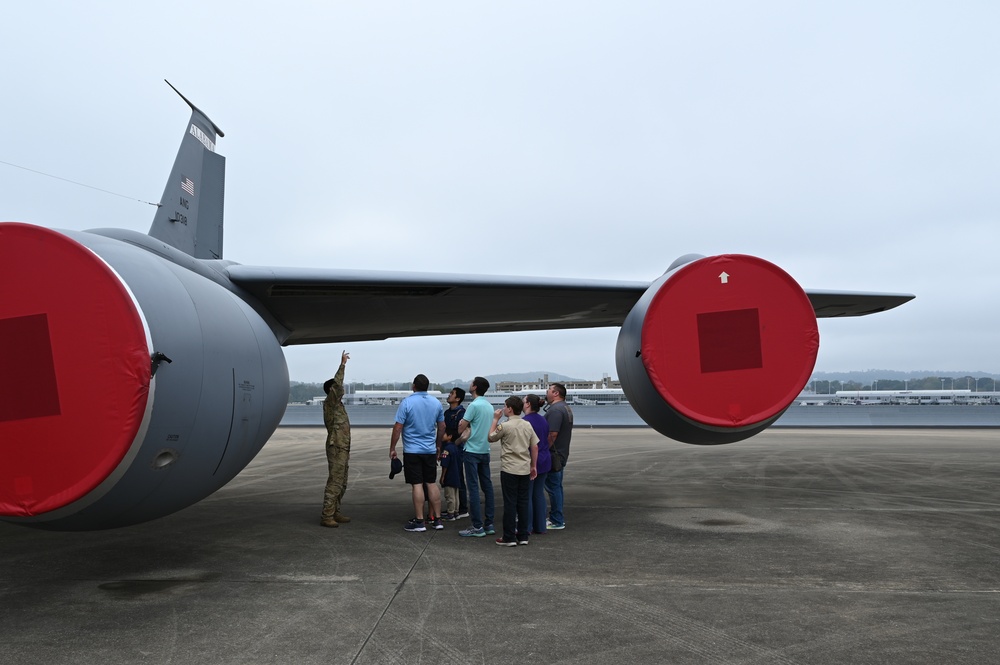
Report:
404,518,426,532
432,518,444,530
456,511,470,519
517,539,529,546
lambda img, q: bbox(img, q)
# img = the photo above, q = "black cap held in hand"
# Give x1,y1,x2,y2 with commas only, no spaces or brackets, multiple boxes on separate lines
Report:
389,458,403,479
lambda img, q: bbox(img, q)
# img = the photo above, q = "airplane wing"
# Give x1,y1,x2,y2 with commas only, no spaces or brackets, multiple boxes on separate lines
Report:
225,265,915,345
805,289,915,318
226,266,648,343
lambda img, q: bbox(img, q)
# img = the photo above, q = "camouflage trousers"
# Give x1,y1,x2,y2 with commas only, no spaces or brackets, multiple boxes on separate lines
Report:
322,441,350,519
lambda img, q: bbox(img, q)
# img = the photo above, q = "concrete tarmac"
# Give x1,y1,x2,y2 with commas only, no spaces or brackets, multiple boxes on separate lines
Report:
1,428,998,664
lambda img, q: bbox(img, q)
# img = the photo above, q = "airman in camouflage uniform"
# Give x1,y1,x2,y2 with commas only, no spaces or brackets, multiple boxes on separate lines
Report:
321,351,352,527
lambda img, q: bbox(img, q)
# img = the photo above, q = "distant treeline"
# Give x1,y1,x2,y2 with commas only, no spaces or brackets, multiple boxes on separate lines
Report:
809,376,998,393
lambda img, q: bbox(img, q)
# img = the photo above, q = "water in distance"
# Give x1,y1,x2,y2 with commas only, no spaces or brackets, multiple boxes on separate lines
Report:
281,403,1000,428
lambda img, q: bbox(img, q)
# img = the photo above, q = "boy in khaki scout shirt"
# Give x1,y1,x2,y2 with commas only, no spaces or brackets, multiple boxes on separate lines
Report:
487,396,538,546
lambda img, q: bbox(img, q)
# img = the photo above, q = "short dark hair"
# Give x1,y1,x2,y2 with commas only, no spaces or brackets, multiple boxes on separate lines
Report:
505,396,523,415
549,382,567,399
450,387,466,402
413,374,430,392
472,376,490,395
524,394,543,413
323,378,335,394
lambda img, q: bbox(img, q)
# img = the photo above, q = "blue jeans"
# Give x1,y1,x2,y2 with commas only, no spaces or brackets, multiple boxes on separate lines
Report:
528,472,548,533
544,466,564,526
456,445,468,513
463,452,494,529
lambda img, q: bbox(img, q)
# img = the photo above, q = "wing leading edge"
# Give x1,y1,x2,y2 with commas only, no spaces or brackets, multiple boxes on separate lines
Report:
225,265,914,345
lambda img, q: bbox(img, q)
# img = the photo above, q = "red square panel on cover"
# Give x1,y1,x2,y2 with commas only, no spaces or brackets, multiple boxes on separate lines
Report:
697,308,763,373
0,313,61,422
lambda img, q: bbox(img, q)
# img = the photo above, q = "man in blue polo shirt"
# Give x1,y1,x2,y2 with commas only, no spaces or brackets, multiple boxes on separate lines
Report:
457,376,496,537
390,374,445,532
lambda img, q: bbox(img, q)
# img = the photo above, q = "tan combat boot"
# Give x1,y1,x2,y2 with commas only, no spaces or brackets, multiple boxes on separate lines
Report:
333,513,351,524
320,517,339,528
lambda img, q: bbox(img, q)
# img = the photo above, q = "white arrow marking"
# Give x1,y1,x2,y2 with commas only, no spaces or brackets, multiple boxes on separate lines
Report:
719,271,729,284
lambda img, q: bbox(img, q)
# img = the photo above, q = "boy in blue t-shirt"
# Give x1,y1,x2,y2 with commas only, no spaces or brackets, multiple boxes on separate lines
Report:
439,440,462,520
442,387,468,517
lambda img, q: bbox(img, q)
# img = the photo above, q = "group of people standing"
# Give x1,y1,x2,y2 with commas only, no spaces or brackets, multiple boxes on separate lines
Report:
318,355,573,548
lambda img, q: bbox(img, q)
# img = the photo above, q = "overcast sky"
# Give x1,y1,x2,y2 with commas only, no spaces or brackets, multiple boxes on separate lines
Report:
3,2,998,384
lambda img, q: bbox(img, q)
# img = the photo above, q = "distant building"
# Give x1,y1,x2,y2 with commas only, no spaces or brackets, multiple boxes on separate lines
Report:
495,373,620,392
824,389,1000,406
302,377,630,407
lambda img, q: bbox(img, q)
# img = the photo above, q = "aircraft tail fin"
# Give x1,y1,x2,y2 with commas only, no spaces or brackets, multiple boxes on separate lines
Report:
148,81,226,259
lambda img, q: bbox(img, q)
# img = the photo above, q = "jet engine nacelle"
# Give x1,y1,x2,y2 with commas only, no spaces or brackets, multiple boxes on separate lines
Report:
0,223,288,529
616,254,819,444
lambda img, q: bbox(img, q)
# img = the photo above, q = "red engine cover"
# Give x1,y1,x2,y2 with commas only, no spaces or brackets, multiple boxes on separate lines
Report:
0,223,151,517
641,254,818,428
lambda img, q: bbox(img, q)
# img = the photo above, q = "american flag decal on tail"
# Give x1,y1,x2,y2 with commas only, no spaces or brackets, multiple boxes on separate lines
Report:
180,176,195,196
